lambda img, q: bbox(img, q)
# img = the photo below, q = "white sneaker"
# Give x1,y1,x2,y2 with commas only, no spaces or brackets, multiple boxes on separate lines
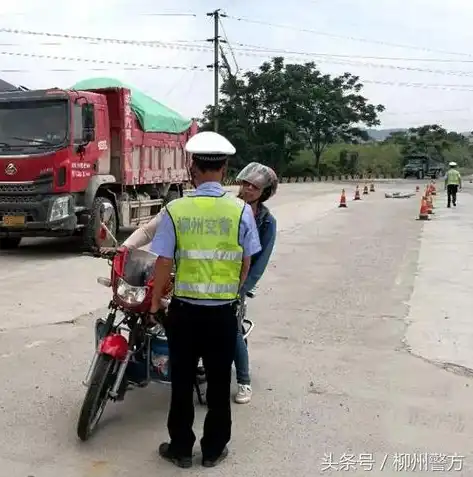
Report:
235,384,252,404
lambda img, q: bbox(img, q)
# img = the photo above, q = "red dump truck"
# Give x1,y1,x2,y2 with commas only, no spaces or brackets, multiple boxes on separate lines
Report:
0,78,196,250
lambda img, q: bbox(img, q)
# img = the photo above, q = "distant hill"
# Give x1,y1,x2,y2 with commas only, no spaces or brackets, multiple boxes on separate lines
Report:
367,128,473,142
366,128,405,141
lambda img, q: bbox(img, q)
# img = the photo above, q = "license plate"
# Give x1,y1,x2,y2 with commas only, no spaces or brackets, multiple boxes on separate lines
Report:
2,215,25,227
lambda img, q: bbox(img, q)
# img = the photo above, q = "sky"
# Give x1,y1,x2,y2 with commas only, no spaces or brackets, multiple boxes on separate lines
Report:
1,0,473,131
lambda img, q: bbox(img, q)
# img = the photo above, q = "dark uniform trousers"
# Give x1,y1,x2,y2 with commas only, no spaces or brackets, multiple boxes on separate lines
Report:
165,298,238,459
447,184,458,207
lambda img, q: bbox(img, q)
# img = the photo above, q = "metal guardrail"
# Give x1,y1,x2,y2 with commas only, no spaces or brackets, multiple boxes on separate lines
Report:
182,175,408,192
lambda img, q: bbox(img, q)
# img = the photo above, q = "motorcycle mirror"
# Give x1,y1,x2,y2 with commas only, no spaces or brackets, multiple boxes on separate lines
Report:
100,203,114,223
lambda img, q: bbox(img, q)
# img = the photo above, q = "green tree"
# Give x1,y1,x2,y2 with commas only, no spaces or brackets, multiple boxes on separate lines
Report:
200,57,385,175
286,66,385,173
384,124,469,163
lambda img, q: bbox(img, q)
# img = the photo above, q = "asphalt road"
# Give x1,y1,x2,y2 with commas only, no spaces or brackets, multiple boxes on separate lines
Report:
1,180,472,476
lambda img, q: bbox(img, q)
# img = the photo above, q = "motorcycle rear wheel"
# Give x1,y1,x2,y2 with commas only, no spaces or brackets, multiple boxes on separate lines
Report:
77,354,115,441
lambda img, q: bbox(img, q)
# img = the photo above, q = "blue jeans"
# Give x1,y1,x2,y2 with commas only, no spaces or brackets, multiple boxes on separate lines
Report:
234,330,251,385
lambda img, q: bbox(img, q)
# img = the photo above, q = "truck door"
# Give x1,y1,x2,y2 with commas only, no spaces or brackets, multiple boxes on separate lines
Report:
70,101,110,192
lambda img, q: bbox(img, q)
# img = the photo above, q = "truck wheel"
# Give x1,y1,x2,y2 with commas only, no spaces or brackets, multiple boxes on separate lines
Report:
0,237,21,250
83,197,117,251
164,188,181,205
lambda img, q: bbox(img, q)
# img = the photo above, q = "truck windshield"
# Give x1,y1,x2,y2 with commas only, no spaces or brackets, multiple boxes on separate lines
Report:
405,158,424,166
0,99,67,151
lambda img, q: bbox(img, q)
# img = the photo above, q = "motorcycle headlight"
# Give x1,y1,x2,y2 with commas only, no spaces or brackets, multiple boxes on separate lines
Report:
116,278,147,305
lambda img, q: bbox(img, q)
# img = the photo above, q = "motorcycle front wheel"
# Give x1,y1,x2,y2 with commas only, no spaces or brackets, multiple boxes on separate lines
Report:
77,354,115,441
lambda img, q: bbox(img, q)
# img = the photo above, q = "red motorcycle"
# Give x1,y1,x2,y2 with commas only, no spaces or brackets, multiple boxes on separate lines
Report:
76,203,255,441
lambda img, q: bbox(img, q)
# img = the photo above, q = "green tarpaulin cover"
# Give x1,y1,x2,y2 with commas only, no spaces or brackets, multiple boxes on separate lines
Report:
72,77,193,134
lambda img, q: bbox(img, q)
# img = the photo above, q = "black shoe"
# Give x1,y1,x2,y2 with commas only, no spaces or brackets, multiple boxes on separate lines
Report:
202,446,229,467
447,204,451,208
158,442,192,468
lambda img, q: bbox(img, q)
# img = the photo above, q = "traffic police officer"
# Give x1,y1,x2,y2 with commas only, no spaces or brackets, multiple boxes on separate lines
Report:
148,131,261,468
445,161,462,208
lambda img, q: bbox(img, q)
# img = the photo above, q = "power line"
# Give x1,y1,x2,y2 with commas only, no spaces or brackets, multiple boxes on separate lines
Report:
0,42,63,46
0,27,205,48
5,26,473,79
361,79,473,92
231,42,473,64
163,52,207,98
5,26,473,69
4,10,197,18
138,13,197,17
0,68,173,72
0,51,206,71
4,42,473,84
4,30,473,92
218,17,240,74
237,54,473,79
3,50,473,93
222,14,473,59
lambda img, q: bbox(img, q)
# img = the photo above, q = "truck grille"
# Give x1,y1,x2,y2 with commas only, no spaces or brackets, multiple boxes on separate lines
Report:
0,195,37,203
0,173,53,195
0,183,37,193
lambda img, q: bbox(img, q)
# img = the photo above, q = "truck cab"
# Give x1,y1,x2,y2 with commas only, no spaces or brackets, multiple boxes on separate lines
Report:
402,153,444,180
0,85,194,250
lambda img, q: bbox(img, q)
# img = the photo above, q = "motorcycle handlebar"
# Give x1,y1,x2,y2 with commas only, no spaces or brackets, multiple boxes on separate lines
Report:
82,248,118,259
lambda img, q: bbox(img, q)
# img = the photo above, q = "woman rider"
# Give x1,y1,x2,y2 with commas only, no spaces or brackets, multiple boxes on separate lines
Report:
233,162,278,404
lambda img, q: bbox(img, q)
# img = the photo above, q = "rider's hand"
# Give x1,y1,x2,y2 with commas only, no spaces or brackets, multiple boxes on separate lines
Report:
100,245,126,254
147,310,161,326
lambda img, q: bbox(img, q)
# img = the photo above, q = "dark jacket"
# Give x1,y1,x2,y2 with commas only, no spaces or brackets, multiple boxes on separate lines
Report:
241,203,277,294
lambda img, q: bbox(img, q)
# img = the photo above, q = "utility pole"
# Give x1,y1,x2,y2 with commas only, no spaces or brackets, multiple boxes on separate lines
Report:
206,9,220,132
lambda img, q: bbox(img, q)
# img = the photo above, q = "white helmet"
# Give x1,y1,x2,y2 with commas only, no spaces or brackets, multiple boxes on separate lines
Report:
236,162,278,202
449,161,457,167
185,131,236,160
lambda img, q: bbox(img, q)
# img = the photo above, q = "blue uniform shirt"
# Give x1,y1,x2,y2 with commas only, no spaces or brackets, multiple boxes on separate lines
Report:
151,181,262,306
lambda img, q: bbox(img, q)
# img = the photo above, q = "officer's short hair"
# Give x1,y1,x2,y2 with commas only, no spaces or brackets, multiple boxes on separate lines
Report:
193,156,227,172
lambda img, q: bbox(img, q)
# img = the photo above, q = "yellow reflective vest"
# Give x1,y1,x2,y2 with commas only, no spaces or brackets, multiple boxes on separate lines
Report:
166,194,245,300
446,169,461,185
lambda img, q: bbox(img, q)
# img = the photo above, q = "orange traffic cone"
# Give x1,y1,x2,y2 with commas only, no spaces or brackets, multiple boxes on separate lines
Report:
363,184,369,195
370,183,375,192
354,185,361,200
339,189,347,208
426,193,434,214
418,196,430,220
430,181,437,195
